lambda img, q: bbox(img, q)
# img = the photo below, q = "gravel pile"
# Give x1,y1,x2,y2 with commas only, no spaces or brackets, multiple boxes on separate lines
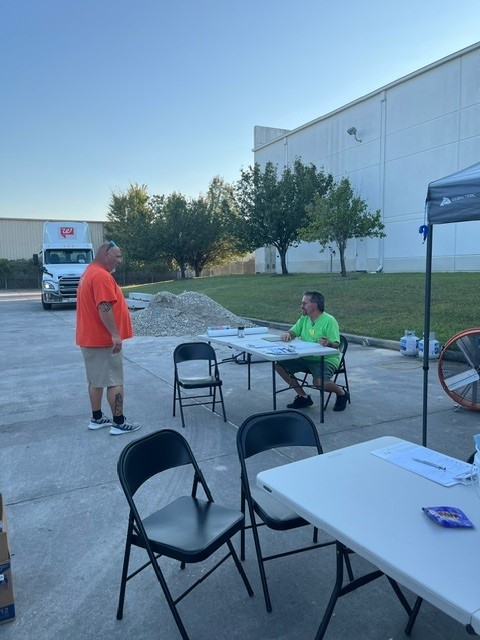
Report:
131,291,251,337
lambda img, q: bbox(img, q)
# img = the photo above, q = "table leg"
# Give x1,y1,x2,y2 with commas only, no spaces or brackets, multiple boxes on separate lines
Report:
247,353,251,390
465,623,478,635
314,541,392,639
320,356,325,424
404,596,422,635
314,541,417,640
272,362,277,410
314,541,345,640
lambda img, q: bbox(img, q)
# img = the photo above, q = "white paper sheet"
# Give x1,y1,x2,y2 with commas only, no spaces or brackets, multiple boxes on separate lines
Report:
371,442,472,487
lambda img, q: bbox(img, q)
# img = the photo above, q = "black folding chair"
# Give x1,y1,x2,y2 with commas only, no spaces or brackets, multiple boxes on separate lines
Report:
173,342,227,428
276,334,351,411
116,429,253,640
323,334,350,409
236,409,354,612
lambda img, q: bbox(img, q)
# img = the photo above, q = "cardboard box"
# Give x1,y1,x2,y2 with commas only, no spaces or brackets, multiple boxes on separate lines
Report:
0,494,15,624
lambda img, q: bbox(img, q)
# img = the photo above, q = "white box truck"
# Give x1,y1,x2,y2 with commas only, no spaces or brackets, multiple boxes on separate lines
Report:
33,221,94,310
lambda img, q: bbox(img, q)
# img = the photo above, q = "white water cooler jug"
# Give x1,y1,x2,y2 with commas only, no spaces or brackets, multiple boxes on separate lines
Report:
399,330,419,357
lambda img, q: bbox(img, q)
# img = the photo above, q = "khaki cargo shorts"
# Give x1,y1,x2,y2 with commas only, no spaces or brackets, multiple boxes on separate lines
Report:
81,347,124,387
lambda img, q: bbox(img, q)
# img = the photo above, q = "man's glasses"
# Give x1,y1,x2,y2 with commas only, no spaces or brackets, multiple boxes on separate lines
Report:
106,240,121,257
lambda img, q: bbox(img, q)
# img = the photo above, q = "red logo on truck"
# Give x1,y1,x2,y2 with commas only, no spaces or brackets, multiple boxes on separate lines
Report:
60,227,75,238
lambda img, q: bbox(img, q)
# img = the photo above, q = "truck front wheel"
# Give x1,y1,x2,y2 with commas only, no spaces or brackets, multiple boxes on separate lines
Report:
42,299,52,310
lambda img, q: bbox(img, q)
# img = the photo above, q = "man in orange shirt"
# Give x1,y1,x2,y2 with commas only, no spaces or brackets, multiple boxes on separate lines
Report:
76,241,141,435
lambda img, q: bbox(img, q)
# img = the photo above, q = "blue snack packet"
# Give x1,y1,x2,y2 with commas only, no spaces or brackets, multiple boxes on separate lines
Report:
422,506,474,528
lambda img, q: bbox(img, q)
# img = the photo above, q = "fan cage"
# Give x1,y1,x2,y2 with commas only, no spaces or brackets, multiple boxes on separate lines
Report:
437,328,480,410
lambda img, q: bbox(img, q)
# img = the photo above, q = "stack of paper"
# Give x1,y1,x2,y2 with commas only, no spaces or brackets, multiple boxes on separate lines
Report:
265,346,297,356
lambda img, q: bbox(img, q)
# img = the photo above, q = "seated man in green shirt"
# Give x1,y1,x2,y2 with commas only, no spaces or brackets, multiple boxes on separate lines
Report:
275,290,349,411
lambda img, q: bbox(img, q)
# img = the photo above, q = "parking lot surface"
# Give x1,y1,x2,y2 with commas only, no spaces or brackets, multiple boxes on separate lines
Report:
1,293,478,640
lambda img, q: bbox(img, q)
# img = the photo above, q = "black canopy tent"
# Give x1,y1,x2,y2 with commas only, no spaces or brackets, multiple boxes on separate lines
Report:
422,161,480,446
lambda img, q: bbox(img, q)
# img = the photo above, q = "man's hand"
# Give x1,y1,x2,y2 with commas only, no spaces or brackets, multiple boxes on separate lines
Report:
319,336,330,347
281,331,293,342
111,336,122,353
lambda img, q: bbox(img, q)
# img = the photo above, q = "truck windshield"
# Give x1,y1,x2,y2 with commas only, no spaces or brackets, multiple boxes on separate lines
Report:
46,250,93,264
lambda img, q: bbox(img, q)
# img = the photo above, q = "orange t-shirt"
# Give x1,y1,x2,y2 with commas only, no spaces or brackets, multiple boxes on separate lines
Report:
75,263,133,347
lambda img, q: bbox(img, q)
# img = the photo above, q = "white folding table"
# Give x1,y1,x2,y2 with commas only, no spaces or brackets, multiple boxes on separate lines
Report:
471,610,480,635
257,436,480,638
199,333,338,423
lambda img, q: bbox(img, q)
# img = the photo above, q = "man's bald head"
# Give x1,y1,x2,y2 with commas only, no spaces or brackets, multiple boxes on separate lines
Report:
95,242,122,273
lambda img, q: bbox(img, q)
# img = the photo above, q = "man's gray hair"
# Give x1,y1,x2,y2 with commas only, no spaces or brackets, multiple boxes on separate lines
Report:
304,290,325,312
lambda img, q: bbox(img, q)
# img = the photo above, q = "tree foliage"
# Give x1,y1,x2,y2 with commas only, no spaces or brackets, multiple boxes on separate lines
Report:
151,176,238,278
0,259,11,289
150,192,193,279
185,177,238,276
105,183,157,262
0,259,38,289
235,159,333,274
299,177,385,277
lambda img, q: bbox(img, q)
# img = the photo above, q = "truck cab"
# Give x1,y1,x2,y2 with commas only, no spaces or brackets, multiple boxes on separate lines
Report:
34,222,94,310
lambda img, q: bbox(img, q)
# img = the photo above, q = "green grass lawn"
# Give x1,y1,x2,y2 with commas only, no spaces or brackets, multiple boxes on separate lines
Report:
123,272,480,344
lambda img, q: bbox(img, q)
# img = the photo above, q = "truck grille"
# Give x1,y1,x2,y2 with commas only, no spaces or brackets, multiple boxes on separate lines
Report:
58,276,80,296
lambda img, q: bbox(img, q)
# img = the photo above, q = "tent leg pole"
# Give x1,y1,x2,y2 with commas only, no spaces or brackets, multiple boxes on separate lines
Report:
422,224,433,447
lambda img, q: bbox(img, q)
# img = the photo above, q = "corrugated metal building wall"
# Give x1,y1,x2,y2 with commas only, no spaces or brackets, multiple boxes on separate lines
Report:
0,218,106,260
254,41,480,274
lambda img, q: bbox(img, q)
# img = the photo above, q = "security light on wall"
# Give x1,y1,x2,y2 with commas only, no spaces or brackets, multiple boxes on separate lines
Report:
347,127,361,142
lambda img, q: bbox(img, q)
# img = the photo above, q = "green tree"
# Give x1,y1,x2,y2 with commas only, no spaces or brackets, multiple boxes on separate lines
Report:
105,183,157,260
151,178,239,278
235,159,333,274
186,177,239,276
299,177,385,277
151,192,192,278
105,183,178,283
0,259,11,289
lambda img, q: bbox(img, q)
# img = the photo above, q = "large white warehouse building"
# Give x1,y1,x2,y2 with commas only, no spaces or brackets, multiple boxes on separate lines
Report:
253,41,480,274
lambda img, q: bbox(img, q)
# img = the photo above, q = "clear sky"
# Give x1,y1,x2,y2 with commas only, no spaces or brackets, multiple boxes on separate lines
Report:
1,0,480,221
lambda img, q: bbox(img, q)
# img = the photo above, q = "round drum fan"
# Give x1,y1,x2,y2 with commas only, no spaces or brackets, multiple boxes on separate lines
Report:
438,328,480,410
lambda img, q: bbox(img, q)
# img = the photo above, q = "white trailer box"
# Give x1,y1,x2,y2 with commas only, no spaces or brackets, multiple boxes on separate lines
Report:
34,221,95,310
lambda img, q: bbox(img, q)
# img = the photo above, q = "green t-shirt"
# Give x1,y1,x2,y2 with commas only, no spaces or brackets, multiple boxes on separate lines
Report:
290,313,340,368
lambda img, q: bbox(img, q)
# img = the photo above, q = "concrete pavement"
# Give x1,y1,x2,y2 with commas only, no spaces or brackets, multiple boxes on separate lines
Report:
1,292,478,640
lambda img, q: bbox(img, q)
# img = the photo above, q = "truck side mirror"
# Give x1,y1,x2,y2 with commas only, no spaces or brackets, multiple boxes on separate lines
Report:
33,254,39,266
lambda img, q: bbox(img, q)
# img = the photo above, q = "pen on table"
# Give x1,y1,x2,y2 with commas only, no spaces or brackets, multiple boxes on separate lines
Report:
412,457,446,471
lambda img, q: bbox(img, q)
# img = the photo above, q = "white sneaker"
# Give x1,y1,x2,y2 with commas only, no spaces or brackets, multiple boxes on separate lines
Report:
88,414,114,430
110,420,142,435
